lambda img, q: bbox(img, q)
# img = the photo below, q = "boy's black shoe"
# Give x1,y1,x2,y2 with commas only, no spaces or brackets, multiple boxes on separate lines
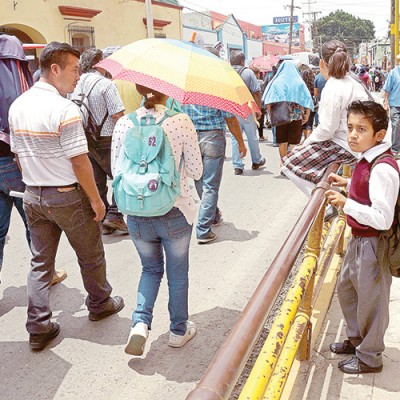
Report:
329,339,356,354
338,356,382,374
88,296,125,321
29,322,60,351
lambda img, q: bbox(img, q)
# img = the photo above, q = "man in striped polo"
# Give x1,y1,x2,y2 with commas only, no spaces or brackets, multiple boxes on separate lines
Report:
9,42,124,351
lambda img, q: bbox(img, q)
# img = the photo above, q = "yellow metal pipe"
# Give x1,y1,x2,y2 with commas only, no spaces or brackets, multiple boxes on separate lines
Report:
263,313,310,400
318,215,346,275
239,186,328,399
238,254,318,400
297,202,325,360
396,0,399,60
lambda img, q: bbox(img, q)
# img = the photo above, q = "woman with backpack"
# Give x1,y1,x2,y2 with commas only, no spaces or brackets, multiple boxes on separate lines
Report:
111,84,203,357
281,40,370,197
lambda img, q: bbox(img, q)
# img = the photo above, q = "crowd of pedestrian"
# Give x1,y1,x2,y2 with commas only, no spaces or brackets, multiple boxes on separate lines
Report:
1,33,400,379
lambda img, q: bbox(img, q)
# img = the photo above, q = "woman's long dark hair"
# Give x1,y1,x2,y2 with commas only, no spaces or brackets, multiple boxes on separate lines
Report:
320,40,351,79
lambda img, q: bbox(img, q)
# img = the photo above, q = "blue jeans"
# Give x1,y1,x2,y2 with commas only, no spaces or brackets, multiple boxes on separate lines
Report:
24,185,112,334
0,156,30,273
231,114,263,170
390,106,400,153
194,130,226,239
127,207,192,335
272,126,277,144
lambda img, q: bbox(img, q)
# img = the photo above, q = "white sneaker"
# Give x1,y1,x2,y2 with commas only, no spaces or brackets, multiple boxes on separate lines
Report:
124,322,148,356
168,321,197,348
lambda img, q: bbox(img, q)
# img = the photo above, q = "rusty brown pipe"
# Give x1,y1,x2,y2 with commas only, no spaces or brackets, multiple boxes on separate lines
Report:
186,163,340,400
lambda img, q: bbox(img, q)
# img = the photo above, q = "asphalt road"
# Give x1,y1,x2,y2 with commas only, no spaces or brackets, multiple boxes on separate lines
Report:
0,129,308,400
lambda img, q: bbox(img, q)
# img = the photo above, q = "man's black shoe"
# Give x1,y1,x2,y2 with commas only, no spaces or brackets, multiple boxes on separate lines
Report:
338,356,382,374
89,296,125,321
234,168,243,175
29,322,60,351
329,339,356,354
251,157,266,170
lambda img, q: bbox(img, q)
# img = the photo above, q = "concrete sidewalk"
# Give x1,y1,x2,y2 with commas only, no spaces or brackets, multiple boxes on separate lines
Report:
288,269,400,400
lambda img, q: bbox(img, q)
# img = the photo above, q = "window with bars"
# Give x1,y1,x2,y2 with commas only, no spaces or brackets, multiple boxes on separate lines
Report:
68,26,95,54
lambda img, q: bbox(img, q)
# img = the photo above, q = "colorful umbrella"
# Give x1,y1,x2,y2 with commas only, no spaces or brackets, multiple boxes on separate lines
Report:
97,39,257,118
250,55,280,72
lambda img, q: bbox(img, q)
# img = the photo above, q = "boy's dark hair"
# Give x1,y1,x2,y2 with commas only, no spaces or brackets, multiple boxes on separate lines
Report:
40,42,80,73
347,100,389,133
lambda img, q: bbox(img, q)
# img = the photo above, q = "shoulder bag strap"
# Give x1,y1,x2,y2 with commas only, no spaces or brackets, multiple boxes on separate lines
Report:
349,72,375,102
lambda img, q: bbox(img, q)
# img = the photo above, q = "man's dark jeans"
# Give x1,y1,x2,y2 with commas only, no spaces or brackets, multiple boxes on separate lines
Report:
24,185,112,334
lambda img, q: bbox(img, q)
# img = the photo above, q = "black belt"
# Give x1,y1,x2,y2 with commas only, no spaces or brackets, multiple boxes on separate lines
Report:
27,182,80,190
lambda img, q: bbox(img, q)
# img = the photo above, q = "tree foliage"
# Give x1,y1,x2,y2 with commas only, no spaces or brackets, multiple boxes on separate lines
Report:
312,10,375,56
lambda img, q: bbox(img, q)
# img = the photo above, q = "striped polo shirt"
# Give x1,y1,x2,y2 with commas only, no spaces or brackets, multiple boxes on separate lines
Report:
9,81,88,186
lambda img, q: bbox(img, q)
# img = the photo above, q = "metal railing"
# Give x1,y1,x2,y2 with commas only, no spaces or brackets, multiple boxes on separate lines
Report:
187,163,348,400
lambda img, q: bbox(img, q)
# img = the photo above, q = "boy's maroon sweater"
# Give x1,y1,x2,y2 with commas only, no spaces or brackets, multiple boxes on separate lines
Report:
347,150,399,237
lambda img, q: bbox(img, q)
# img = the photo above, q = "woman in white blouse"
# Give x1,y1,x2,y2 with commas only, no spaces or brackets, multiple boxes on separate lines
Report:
111,84,203,356
281,40,370,197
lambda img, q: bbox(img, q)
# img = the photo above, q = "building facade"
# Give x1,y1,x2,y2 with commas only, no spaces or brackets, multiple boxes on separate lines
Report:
183,13,263,62
1,0,183,65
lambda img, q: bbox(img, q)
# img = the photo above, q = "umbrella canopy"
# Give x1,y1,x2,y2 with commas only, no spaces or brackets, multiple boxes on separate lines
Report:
250,55,280,72
97,39,257,118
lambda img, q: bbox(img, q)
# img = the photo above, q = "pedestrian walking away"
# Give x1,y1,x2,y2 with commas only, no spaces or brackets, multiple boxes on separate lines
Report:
313,70,327,127
182,103,247,242
297,62,317,141
73,48,127,236
325,100,398,374
8,42,124,351
111,84,203,356
263,60,313,162
230,50,265,175
250,64,267,141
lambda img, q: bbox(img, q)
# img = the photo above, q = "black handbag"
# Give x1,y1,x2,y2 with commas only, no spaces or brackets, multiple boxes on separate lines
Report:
269,102,291,127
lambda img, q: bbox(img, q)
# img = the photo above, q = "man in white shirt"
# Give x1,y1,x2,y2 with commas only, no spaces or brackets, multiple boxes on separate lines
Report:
9,42,124,351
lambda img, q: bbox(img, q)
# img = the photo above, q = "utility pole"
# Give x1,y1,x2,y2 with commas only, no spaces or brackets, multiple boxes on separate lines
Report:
302,0,317,51
285,0,301,54
288,0,295,53
145,0,154,38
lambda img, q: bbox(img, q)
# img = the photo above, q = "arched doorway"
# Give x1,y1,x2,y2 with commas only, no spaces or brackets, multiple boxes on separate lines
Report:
0,24,47,72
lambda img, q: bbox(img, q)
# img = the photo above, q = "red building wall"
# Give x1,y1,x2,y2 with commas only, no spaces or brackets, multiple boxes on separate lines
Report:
210,11,262,39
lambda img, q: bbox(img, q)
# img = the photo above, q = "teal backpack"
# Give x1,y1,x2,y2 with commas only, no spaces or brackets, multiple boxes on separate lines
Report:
113,110,181,217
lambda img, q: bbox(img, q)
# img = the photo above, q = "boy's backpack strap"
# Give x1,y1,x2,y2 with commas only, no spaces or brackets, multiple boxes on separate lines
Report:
371,152,396,169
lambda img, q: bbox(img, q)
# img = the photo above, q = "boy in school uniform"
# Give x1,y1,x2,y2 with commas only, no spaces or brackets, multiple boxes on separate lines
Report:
325,100,400,374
